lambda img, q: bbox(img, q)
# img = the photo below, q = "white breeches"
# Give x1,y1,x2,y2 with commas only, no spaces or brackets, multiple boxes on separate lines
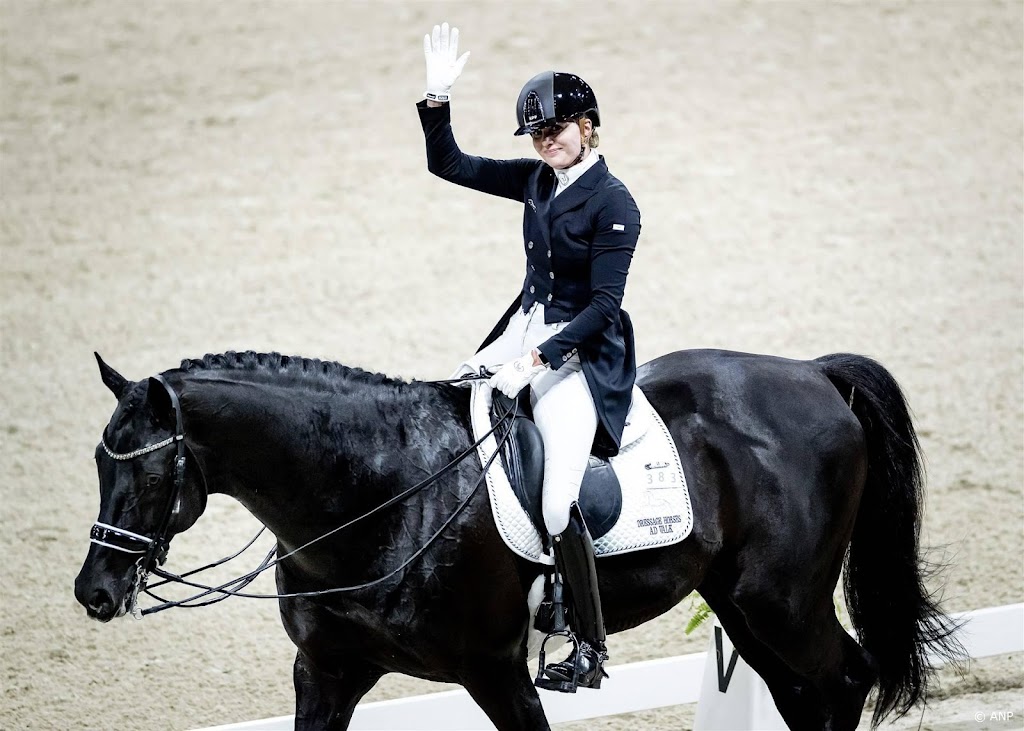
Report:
456,303,598,535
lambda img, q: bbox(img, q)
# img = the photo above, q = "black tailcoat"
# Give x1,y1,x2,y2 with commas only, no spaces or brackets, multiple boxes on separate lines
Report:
418,102,641,458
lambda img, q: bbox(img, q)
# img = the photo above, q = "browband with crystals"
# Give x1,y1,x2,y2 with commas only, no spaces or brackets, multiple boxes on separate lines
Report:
101,434,182,461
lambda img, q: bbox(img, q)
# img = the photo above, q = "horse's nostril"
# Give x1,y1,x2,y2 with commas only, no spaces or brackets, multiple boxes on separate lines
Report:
87,589,114,617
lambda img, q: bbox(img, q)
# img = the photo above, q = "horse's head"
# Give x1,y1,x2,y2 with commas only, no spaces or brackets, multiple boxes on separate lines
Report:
74,354,208,621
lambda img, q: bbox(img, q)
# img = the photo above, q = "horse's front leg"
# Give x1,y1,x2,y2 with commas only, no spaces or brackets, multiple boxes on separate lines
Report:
293,651,383,731
461,656,551,731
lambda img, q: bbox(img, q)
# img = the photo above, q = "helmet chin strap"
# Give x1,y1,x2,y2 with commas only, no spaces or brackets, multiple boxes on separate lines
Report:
555,119,591,171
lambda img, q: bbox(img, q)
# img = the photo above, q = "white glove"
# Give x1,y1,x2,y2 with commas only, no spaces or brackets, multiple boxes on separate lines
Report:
489,352,546,399
423,22,470,103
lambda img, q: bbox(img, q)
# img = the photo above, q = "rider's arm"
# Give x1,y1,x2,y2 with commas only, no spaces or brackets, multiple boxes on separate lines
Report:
418,101,540,202
418,23,537,201
536,188,641,370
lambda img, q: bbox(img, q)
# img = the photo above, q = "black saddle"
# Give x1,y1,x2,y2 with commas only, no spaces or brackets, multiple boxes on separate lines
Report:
489,391,622,541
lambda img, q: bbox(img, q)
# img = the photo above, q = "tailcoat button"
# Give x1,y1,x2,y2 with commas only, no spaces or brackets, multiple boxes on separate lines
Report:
528,241,534,249
547,294,553,302
547,250,551,258
529,285,535,294
549,272,554,279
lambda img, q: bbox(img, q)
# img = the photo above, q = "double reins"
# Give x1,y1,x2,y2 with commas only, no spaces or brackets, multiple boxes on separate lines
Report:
92,372,517,616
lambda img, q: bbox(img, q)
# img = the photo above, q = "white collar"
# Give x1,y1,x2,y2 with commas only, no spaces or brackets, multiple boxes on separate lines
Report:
553,150,600,194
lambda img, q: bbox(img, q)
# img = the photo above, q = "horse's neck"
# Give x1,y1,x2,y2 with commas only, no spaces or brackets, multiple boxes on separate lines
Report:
182,373,467,556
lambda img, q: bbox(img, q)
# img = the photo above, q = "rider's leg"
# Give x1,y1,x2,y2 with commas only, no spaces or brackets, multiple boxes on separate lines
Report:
531,363,596,534
539,503,609,689
531,366,607,690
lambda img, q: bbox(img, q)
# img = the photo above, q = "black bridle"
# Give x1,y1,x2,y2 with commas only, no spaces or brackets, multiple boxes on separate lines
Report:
92,374,192,616
89,372,517,617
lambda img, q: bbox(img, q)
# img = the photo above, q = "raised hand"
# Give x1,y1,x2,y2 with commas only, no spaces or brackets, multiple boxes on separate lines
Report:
423,22,470,103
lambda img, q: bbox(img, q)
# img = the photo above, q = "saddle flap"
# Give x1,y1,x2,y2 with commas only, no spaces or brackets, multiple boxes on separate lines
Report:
490,392,546,537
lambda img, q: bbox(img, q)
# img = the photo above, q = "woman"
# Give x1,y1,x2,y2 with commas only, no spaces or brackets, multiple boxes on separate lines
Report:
418,23,641,691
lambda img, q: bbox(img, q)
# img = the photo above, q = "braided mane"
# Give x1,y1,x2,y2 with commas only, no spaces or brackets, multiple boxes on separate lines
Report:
176,350,408,389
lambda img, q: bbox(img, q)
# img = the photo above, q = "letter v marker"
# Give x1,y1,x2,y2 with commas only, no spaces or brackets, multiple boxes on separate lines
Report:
714,625,740,693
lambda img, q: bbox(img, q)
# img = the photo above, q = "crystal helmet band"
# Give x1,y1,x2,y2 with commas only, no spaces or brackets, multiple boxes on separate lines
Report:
514,71,600,136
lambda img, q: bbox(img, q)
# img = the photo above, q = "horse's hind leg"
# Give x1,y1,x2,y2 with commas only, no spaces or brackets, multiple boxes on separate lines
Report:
725,586,875,731
293,651,384,731
461,656,551,731
709,543,877,731
702,588,830,729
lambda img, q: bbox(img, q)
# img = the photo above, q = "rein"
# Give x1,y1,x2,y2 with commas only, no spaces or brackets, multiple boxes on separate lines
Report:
91,372,517,616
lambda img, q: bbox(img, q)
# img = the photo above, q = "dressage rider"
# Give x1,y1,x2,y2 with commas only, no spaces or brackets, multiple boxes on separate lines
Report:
417,23,641,691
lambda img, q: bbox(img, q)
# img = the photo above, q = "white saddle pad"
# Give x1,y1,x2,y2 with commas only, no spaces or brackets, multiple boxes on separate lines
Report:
470,382,693,563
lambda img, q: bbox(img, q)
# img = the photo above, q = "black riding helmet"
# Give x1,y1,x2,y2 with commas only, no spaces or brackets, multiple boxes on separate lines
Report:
514,71,600,136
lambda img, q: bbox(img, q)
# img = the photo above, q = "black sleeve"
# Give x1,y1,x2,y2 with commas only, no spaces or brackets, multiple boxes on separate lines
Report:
417,101,540,202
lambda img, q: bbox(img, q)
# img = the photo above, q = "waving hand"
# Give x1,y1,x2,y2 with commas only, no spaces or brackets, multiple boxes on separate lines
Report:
423,22,470,103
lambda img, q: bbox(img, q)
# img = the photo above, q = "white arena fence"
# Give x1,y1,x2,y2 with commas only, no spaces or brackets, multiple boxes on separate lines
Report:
200,603,1023,731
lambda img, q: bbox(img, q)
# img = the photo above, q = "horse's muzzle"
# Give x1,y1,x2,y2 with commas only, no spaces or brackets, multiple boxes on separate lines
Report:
74,555,138,622
77,586,122,622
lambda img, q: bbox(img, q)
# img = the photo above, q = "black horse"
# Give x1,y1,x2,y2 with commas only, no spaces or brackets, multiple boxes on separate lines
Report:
75,349,960,730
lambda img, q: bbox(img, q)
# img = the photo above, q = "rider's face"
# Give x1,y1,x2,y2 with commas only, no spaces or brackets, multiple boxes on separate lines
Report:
532,118,591,169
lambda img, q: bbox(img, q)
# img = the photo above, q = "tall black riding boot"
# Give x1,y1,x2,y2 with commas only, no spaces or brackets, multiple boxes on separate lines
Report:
535,502,608,691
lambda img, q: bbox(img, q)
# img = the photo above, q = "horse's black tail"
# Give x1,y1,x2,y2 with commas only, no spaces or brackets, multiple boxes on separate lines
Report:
816,353,964,726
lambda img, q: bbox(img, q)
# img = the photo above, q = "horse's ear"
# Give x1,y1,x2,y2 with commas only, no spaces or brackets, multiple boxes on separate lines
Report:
95,352,130,400
146,377,175,429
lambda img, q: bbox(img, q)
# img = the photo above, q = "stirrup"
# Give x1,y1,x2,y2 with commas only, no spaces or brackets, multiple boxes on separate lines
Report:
542,647,578,681
543,640,609,686
534,630,578,693
534,634,608,693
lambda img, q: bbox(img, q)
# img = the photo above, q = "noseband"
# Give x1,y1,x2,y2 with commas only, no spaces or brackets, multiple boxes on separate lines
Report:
92,374,189,593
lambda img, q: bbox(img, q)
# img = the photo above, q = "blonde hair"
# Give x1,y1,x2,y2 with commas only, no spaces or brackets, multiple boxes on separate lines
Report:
576,116,600,149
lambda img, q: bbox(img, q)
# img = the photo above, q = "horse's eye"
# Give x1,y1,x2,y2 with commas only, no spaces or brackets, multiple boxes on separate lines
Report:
146,474,162,487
